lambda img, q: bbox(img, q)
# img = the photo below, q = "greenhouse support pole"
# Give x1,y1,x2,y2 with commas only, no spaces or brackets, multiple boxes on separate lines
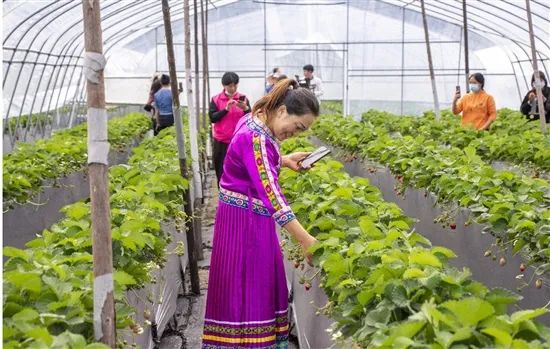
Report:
194,0,201,134
525,0,547,132
194,0,207,202
343,0,350,117
184,0,205,261
420,0,441,119
184,0,204,203
201,0,208,133
161,0,201,295
462,0,470,90
400,6,405,115
81,0,116,347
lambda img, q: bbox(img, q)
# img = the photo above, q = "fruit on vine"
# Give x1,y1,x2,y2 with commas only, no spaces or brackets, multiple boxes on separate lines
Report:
499,257,506,266
535,279,543,289
484,250,492,257
450,223,457,230
304,282,312,291
294,261,300,269
519,263,526,273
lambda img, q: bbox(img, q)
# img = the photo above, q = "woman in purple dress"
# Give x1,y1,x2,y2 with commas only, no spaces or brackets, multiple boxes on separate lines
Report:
202,79,319,349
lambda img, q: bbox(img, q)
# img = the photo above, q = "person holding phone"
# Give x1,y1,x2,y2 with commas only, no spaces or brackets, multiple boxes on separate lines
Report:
202,79,319,348
209,72,251,183
452,72,497,131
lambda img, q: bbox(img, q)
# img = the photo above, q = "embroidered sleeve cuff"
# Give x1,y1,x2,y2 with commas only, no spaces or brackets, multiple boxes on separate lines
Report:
273,206,296,227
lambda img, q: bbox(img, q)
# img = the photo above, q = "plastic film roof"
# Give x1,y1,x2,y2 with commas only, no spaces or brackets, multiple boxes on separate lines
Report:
3,0,550,118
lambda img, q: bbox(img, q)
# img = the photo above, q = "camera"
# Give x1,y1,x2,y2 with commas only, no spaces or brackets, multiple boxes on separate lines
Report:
295,75,311,89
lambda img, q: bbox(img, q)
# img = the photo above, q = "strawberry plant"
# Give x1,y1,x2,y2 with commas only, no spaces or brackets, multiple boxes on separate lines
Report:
3,124,189,348
3,113,151,208
312,113,550,269
279,136,550,348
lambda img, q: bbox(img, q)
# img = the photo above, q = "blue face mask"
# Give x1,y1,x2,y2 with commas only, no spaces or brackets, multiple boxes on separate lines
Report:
469,83,480,92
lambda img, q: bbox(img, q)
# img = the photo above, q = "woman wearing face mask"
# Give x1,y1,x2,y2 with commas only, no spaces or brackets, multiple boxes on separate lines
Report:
520,71,550,123
202,79,318,349
452,72,497,130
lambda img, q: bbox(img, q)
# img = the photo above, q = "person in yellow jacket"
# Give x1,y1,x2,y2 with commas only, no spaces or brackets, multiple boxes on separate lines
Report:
452,73,497,130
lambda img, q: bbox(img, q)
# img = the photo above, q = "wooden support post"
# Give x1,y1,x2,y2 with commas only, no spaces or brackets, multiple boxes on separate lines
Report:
526,0,547,132
81,0,116,347
420,0,441,119
462,0,470,90
161,0,201,295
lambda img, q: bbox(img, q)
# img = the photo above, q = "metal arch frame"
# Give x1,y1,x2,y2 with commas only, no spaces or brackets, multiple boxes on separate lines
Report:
390,0,547,90
4,0,218,124
450,0,550,54
391,0,549,62
2,1,68,86
33,1,167,132
4,0,550,127
3,1,107,137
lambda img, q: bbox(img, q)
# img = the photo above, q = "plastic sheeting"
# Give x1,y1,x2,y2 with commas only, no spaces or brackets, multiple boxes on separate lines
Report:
3,0,550,119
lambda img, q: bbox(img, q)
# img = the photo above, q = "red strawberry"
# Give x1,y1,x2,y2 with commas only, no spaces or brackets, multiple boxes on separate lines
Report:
519,263,526,273
449,223,457,230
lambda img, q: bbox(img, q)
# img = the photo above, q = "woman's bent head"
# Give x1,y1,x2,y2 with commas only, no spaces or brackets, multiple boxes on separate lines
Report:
253,79,319,141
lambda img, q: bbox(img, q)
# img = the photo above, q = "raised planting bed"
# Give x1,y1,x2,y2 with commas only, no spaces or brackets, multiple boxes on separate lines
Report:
312,137,550,324
312,114,550,273
3,139,142,249
3,128,191,349
276,136,550,348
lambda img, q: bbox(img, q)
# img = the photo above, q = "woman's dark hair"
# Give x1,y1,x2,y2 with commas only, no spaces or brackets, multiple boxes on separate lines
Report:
303,64,314,72
469,72,485,89
160,74,170,85
531,71,547,86
253,78,319,118
222,72,239,86
150,79,162,94
272,67,280,74
276,74,288,81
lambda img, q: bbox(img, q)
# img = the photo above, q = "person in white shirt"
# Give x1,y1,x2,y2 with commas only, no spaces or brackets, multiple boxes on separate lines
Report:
300,64,323,100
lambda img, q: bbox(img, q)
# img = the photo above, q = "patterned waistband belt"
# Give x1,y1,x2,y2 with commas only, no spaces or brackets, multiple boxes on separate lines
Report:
218,187,271,217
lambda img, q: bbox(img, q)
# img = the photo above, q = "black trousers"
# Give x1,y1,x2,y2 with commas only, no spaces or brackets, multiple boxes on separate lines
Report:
212,138,229,184
154,114,174,136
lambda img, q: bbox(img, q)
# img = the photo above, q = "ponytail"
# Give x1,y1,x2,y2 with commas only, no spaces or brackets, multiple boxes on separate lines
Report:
253,78,319,118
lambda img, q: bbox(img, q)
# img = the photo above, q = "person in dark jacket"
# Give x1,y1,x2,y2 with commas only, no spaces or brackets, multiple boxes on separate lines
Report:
520,71,550,123
209,72,251,183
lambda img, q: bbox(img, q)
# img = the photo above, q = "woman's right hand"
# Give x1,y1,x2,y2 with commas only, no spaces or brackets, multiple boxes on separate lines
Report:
453,90,461,101
300,234,317,265
529,92,536,102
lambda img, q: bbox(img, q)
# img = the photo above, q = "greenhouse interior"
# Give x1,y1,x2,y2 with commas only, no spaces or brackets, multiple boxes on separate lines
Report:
2,0,550,348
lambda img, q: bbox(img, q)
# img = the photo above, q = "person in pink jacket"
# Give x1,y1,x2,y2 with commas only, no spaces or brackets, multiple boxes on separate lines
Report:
209,72,251,183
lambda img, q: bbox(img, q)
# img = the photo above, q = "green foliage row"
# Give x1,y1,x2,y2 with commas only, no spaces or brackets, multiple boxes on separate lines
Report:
3,113,152,207
3,126,188,349
279,136,550,349
361,108,550,173
312,113,550,269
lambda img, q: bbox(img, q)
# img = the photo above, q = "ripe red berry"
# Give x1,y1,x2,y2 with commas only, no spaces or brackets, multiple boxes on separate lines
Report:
519,263,526,273
499,257,506,266
294,261,300,269
450,223,457,230
304,282,312,291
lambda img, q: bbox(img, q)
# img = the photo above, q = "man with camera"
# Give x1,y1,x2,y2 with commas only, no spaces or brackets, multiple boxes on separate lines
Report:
295,64,323,101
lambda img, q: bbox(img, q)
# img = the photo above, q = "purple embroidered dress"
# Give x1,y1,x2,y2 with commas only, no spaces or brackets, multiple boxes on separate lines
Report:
202,114,295,348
